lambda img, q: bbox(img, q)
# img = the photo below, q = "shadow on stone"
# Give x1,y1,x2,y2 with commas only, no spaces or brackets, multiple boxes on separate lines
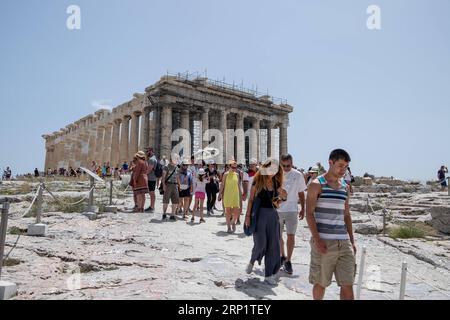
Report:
214,231,232,237
234,278,277,299
149,219,164,224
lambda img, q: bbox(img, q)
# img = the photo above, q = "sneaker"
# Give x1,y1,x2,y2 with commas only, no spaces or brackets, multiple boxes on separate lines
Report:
245,262,254,274
162,214,167,220
281,256,287,266
200,218,206,223
284,260,293,275
169,215,176,221
144,207,154,213
264,274,278,285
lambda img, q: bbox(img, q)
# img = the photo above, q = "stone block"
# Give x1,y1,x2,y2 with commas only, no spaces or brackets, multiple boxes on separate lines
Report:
83,212,97,220
27,223,48,237
0,281,18,300
103,206,117,213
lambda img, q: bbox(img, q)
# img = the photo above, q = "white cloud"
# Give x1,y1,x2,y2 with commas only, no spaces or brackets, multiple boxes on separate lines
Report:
91,99,113,111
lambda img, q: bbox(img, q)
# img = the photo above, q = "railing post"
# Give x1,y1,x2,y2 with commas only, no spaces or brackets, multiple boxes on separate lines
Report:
447,177,450,196
35,184,43,224
382,209,387,236
0,199,18,300
0,201,10,280
27,180,48,237
109,180,113,206
356,246,367,300
399,262,408,300
87,176,95,212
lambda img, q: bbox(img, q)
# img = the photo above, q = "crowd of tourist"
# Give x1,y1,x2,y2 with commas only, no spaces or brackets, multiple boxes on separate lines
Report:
121,146,358,299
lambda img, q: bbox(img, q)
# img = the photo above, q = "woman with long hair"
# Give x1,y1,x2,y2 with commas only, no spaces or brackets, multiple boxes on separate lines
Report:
245,158,287,285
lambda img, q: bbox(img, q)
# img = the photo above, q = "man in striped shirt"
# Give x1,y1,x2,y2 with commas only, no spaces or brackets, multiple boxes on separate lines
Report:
306,149,356,300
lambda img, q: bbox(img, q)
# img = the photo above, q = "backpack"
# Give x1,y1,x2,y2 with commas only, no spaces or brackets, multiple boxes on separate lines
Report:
154,161,163,178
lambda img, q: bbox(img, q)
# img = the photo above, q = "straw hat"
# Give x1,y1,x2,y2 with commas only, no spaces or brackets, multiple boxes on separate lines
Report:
135,151,146,159
309,166,319,173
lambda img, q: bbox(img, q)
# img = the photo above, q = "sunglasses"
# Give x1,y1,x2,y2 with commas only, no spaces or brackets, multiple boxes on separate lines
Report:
262,161,272,168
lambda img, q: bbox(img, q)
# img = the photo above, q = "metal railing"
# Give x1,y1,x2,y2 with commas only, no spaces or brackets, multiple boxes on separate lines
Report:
164,71,289,105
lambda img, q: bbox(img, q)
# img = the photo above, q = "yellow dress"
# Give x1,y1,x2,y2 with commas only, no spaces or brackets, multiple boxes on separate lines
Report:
223,171,240,208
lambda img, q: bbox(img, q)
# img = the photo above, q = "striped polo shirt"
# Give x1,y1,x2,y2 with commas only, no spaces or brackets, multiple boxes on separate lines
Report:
314,175,349,240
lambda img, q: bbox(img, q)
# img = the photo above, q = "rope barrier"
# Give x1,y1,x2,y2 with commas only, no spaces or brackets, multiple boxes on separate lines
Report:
3,185,42,261
3,232,21,262
43,185,94,206
20,185,41,218
365,195,380,228
406,269,450,298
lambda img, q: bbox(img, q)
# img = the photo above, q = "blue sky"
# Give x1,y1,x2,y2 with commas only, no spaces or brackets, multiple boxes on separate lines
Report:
1,0,449,181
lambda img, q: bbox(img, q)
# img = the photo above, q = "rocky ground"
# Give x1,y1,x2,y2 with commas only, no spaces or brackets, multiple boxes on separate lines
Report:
0,178,449,300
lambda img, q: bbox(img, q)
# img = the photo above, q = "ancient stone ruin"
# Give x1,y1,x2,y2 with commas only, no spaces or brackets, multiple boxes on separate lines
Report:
42,73,293,169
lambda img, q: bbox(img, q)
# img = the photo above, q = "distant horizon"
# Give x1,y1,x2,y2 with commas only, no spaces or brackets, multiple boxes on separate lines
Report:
1,1,449,182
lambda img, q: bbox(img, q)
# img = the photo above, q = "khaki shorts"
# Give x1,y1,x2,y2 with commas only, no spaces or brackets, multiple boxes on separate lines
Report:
309,238,356,288
163,183,179,205
278,211,298,235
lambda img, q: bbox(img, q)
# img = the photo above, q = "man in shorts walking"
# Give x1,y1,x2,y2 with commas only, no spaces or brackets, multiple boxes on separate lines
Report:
278,154,306,275
162,155,180,221
306,149,356,300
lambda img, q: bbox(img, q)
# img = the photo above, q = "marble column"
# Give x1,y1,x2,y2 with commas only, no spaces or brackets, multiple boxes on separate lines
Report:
110,119,121,167
266,120,275,159
219,110,228,164
140,107,151,151
252,117,261,164
102,124,112,165
149,109,158,152
95,126,105,164
87,126,97,165
120,115,131,163
181,109,190,131
279,122,288,157
235,113,245,164
78,122,90,167
129,111,141,156
160,105,172,159
181,109,191,158
202,107,210,150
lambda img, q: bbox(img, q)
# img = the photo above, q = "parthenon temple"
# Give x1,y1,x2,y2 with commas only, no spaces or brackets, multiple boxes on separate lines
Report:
42,73,293,169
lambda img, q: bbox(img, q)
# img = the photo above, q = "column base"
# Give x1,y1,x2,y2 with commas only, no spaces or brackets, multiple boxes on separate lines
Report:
0,281,18,300
103,206,118,213
83,212,98,220
27,223,48,237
